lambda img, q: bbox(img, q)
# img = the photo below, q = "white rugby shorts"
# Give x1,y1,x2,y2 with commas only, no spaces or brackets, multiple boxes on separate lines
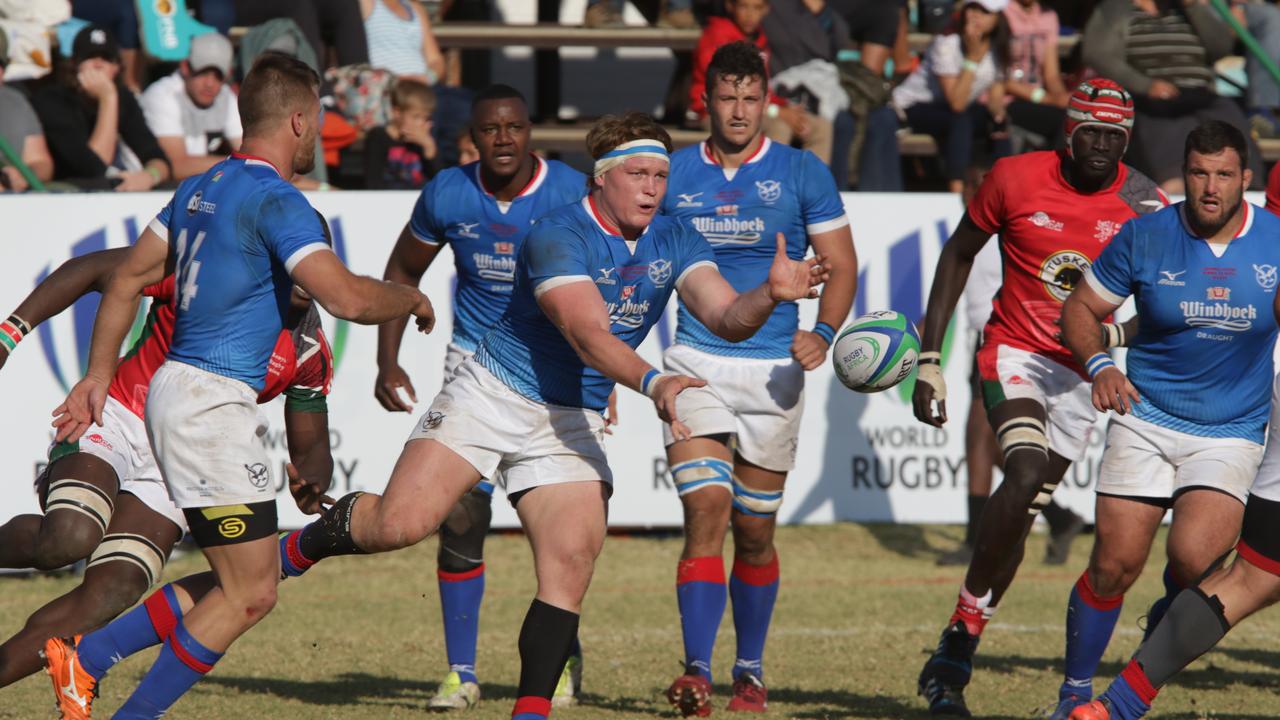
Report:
1096,412,1262,504
976,344,1096,462
49,395,185,530
145,361,274,509
441,342,473,383
409,358,612,495
660,344,805,472
1243,373,1280,503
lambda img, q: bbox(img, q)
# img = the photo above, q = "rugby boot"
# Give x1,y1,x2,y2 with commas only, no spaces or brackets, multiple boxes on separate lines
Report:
666,669,712,717
427,671,480,710
726,671,767,712
1049,690,1090,720
551,651,582,707
1069,699,1113,720
918,621,980,716
42,635,97,720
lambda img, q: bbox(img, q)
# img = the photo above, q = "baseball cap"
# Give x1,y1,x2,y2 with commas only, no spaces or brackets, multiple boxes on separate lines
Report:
966,0,1009,11
72,25,120,65
188,32,233,77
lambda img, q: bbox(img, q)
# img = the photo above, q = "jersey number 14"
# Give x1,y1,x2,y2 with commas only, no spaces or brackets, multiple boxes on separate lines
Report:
174,229,205,311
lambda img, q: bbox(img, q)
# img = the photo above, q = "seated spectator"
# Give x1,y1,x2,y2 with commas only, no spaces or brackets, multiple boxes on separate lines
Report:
1084,0,1262,193
70,0,143,93
363,78,440,189
361,0,445,85
690,0,832,164
0,28,54,191
32,25,170,191
233,0,368,69
1003,0,1070,149
1230,0,1280,138
892,0,1012,193
141,32,242,180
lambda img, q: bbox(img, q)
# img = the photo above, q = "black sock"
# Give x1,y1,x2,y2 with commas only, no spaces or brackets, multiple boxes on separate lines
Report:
1041,499,1076,534
965,495,988,546
516,599,580,702
1133,587,1231,687
298,492,367,561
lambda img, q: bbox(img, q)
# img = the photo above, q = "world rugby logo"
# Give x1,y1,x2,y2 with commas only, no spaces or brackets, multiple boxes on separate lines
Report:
1038,250,1090,302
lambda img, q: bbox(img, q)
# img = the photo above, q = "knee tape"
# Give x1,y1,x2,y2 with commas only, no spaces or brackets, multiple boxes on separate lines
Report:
996,416,1049,461
46,479,115,534
87,533,167,587
1028,477,1062,515
671,457,734,497
732,478,784,517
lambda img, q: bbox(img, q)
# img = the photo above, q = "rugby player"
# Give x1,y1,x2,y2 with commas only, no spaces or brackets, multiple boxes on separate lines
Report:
277,111,829,720
50,52,433,718
911,78,1166,717
657,41,857,716
1064,125,1280,720
1050,122,1275,718
373,84,589,709
0,240,335,701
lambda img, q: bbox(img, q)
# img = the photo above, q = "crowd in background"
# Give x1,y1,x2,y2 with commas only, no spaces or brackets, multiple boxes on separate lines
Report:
0,0,1277,195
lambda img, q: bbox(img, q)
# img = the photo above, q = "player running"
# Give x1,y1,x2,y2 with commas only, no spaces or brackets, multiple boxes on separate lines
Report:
373,84,589,710
0,239,335,701
657,41,857,716
1063,126,1280,720
275,111,828,720
51,52,433,719
911,78,1166,717
1049,122,1276,718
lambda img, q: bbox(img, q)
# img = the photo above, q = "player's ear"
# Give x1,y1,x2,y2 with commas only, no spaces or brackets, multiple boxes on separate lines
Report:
1243,167,1254,190
291,111,305,139
593,173,605,190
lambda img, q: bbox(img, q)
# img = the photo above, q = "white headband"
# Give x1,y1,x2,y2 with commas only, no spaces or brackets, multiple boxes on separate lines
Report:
592,139,670,177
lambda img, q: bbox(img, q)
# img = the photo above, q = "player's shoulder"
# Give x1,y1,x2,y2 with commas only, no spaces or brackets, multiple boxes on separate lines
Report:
1114,164,1167,215
988,149,1057,182
530,198,591,236
424,163,476,196
670,141,706,166
1247,201,1280,233
539,158,588,200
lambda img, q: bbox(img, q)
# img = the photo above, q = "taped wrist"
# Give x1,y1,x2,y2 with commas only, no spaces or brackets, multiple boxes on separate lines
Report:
916,352,946,400
1101,322,1126,349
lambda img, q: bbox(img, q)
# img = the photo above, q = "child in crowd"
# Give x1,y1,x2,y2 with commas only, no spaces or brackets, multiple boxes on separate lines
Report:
363,78,439,189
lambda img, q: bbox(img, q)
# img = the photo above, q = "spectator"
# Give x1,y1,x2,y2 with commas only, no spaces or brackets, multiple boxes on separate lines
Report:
233,0,369,68
363,78,440,189
32,25,170,191
892,0,1012,193
141,32,242,181
1230,0,1280,138
1003,0,1070,149
70,0,143,93
361,0,446,85
0,27,54,191
1083,0,1262,194
456,127,479,165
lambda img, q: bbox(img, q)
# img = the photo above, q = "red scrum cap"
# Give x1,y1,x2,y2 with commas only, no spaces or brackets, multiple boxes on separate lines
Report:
1064,78,1135,156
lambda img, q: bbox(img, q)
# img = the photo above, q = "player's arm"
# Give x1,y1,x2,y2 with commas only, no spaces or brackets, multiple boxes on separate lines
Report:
0,248,130,370
679,233,829,343
290,249,434,328
911,213,991,427
283,405,335,515
792,224,857,370
375,223,445,412
54,229,171,442
1062,282,1139,415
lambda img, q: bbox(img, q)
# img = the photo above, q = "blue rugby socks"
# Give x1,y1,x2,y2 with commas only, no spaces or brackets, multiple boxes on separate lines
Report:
676,556,727,681
729,553,779,681
439,563,485,683
77,584,184,681
113,621,222,719
1060,571,1123,703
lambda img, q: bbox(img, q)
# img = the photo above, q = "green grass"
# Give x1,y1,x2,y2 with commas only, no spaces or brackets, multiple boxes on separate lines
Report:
3,524,1280,718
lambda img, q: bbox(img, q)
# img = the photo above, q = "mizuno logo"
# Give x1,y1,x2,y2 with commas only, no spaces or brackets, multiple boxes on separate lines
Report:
60,656,88,710
676,192,703,206
1161,270,1185,281
1158,270,1187,286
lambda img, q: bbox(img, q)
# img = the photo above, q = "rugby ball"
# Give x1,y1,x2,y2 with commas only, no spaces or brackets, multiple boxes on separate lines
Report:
832,311,920,393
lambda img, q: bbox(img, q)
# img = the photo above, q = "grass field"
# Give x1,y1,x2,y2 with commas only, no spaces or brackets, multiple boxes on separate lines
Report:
3,523,1279,719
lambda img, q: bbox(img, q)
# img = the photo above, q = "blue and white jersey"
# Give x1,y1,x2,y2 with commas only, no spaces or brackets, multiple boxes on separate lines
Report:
1086,202,1280,442
409,156,586,351
476,196,718,411
147,153,329,391
661,138,848,359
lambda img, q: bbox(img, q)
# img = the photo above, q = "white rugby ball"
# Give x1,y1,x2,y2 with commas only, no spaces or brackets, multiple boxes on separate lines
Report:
832,311,921,393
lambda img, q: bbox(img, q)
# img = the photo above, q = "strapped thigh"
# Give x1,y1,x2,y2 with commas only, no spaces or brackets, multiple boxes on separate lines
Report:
46,478,115,535
87,533,167,587
732,477,784,517
671,457,734,497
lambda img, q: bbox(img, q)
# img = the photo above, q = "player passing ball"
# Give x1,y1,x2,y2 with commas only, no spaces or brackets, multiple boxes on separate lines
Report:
276,111,828,720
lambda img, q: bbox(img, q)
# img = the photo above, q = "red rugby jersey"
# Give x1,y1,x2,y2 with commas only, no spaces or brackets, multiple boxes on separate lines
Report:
108,276,333,418
967,150,1166,373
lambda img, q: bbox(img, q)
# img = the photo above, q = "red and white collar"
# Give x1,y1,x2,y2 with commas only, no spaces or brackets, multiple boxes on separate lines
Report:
700,136,771,167
475,154,547,201
1179,201,1254,241
232,151,282,176
583,195,650,241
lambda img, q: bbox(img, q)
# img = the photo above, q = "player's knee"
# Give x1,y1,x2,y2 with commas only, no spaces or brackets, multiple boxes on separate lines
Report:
1089,557,1140,596
439,490,491,574
80,574,149,626
31,519,102,570
731,477,783,520
225,580,278,623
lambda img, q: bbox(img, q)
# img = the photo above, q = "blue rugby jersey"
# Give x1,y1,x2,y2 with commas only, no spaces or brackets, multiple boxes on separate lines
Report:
1086,202,1280,442
150,153,329,390
476,196,718,411
661,138,847,358
409,156,586,351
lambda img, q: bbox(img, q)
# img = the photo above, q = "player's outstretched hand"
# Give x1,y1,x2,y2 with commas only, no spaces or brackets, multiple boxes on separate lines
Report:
375,363,418,412
604,388,619,435
286,462,336,515
411,292,436,334
651,374,707,442
912,363,947,427
767,232,829,302
791,329,829,370
52,375,109,443
1092,366,1140,415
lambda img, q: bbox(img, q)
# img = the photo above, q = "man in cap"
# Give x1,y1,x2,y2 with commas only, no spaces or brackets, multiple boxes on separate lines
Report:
142,32,242,180
911,78,1166,717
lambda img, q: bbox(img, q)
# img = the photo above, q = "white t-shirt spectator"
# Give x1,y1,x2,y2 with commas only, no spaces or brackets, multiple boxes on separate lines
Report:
963,239,1003,333
141,71,242,157
893,34,1002,111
